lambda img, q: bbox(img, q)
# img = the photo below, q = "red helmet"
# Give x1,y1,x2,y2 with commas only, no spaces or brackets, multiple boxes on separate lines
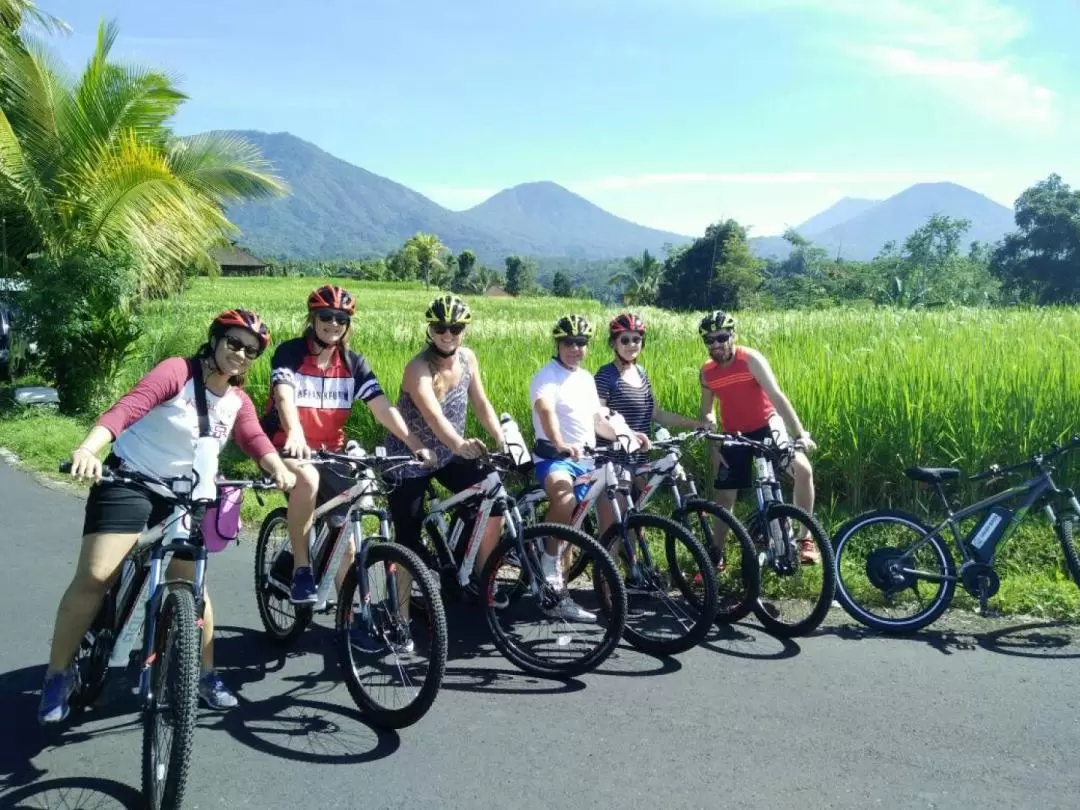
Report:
609,312,646,337
210,308,271,353
307,284,355,315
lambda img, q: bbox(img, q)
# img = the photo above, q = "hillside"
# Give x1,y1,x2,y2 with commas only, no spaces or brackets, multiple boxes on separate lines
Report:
797,197,881,236
218,130,691,262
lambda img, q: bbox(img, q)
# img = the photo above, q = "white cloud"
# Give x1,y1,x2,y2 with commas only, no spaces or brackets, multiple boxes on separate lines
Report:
572,169,994,191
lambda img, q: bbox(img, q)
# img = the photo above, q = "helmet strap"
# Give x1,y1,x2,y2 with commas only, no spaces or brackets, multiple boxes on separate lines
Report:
425,335,458,359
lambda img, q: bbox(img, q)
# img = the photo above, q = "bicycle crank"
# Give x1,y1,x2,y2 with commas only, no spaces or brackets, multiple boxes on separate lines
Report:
959,562,1000,600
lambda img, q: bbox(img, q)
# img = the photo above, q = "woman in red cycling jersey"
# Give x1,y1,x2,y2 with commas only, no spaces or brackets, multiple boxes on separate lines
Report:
39,309,296,724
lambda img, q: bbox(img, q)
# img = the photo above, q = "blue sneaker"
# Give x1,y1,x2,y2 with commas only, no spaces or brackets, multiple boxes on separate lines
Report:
198,670,238,710
290,566,317,604
349,615,386,655
38,666,76,725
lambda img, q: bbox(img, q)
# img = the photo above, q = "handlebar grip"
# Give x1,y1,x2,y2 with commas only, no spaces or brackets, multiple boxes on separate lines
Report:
58,462,72,474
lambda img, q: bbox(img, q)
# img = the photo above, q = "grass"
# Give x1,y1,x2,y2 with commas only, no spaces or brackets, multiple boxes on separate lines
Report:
3,276,1079,620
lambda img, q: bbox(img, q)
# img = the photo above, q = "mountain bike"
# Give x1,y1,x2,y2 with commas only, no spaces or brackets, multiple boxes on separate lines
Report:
514,440,721,656
253,445,448,729
700,431,835,637
58,461,275,810
406,447,628,678
832,435,1080,633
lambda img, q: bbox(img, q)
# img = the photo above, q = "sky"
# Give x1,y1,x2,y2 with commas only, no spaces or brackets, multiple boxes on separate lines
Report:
34,0,1080,238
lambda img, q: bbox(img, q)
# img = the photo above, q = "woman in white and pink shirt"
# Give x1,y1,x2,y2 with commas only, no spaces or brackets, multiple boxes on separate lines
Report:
38,309,296,725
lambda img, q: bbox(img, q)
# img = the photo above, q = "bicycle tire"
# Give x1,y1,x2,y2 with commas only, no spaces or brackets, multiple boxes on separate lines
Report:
69,603,116,710
254,507,312,643
674,498,760,624
598,512,719,656
141,586,200,810
832,509,956,633
335,543,448,729
752,502,836,638
481,522,627,678
1056,516,1080,588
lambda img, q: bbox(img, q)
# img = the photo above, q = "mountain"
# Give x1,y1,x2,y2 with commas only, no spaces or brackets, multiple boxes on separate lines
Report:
749,183,1016,262
796,197,881,236
219,130,691,262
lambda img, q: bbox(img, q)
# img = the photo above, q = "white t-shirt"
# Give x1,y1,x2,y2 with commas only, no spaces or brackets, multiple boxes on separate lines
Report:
529,359,601,456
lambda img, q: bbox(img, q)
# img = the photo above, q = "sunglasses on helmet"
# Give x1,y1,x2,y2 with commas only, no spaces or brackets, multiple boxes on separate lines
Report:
703,332,732,346
432,324,466,335
316,309,351,326
223,335,261,360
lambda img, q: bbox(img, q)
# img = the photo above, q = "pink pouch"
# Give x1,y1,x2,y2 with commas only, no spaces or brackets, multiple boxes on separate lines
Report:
202,484,244,552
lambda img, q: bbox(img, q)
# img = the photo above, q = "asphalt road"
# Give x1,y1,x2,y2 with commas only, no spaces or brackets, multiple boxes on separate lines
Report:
1,458,1079,810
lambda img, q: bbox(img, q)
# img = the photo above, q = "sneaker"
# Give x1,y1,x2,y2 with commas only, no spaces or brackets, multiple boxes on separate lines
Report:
38,666,77,725
465,579,510,610
693,558,726,587
290,566,317,604
625,568,652,594
349,609,386,654
198,670,238,711
389,623,415,655
799,538,821,565
544,594,596,622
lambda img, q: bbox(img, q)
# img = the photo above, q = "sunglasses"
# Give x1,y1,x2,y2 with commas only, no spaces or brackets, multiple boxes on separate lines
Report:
618,335,642,346
560,338,590,348
432,324,466,335
316,309,351,326
703,332,732,346
224,335,261,360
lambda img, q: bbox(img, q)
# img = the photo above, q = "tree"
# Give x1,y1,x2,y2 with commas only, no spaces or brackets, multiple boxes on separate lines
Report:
608,249,663,305
552,269,572,297
452,248,476,291
657,219,762,310
402,232,448,289
0,20,287,298
504,254,536,296
991,173,1080,304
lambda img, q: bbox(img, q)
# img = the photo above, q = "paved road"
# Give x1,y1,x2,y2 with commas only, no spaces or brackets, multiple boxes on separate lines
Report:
1,459,1079,810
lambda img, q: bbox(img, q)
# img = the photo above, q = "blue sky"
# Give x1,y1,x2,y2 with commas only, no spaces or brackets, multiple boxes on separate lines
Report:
36,0,1080,237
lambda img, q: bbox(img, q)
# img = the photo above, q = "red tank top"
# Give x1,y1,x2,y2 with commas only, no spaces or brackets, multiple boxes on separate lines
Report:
701,346,775,432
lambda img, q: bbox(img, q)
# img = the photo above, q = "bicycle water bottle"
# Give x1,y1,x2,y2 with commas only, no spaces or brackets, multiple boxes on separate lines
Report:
192,435,220,503
500,412,530,467
753,455,771,482
654,426,671,443
964,506,1013,564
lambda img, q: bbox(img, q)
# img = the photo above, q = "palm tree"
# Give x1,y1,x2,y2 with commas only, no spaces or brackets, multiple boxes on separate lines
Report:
609,249,663,306
404,232,448,289
0,19,287,296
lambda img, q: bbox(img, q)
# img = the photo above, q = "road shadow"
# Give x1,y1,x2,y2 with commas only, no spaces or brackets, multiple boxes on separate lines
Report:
698,620,803,661
820,618,1080,659
0,776,142,809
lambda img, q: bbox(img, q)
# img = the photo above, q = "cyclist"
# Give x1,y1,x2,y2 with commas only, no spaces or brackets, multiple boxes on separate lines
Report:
384,295,509,608
261,284,434,605
39,309,296,723
697,309,820,564
530,313,650,620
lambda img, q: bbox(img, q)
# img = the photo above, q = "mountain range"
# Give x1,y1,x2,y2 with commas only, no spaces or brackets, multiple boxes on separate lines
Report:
218,130,1019,265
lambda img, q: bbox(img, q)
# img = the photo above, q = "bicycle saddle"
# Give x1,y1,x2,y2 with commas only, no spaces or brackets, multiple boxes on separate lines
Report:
904,466,960,484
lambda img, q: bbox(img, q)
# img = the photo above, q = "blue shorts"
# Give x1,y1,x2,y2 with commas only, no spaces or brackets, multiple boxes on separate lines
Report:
534,458,594,502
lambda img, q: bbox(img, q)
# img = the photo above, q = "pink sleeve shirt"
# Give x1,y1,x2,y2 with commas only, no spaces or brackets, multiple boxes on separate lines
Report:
96,357,275,480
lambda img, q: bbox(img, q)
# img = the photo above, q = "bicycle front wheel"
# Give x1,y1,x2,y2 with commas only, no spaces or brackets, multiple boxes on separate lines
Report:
335,542,448,729
141,586,201,810
481,522,627,678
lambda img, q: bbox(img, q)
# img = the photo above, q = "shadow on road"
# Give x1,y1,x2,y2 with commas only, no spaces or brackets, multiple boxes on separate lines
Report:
821,619,1080,658
698,620,803,661
0,775,142,809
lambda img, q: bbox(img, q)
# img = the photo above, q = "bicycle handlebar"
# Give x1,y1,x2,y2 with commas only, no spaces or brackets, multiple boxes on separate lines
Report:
58,462,278,494
970,434,1080,482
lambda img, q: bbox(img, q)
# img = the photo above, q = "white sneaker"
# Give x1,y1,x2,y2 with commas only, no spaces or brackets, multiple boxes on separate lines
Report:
545,594,596,622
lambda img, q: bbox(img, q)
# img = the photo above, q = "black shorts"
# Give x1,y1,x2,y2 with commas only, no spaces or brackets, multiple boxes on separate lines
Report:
82,456,173,535
713,422,786,491
316,463,357,527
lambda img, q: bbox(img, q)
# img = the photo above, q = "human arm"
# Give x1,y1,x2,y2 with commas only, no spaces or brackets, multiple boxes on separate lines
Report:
653,406,705,430
365,394,435,464
744,348,816,451
698,368,717,429
232,393,296,491
464,349,505,450
404,355,486,459
269,346,310,459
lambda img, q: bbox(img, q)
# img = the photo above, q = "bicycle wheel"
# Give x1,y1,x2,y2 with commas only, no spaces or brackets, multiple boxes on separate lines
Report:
141,587,200,810
1056,516,1080,587
597,513,718,656
481,522,627,678
673,498,760,624
68,597,116,710
833,509,956,633
254,507,312,643
749,502,835,637
335,542,448,729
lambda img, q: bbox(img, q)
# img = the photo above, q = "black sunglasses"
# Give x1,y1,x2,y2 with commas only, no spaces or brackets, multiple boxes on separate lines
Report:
316,309,351,326
703,332,732,346
618,335,642,346
432,324,466,335
560,337,589,348
224,335,261,360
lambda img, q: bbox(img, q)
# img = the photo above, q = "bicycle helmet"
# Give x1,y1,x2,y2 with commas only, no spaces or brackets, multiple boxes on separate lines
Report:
698,309,736,337
609,312,646,337
209,308,270,353
552,314,594,340
307,284,356,315
425,294,472,326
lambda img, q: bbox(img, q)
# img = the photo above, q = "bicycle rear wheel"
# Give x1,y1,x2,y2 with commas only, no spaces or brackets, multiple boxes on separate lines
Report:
335,542,448,729
141,587,200,810
1056,516,1080,587
254,507,313,643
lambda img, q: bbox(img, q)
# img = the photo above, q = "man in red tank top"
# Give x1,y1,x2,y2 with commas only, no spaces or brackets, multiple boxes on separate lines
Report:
696,310,820,565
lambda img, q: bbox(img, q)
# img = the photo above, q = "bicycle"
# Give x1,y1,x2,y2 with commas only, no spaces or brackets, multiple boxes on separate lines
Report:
253,445,448,729
57,461,275,810
514,439,722,656
832,435,1080,633
699,430,836,638
406,446,628,678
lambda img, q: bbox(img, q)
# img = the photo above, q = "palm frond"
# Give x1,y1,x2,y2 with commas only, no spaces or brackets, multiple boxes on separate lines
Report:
167,131,288,204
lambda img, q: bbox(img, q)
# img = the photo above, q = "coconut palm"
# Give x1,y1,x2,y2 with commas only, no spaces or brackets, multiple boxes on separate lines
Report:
0,19,287,296
609,249,663,306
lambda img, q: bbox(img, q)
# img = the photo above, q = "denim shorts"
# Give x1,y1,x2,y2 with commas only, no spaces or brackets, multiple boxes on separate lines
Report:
534,458,594,502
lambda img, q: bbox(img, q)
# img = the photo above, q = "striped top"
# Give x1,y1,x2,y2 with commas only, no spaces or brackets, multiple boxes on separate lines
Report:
595,362,654,460
700,346,775,433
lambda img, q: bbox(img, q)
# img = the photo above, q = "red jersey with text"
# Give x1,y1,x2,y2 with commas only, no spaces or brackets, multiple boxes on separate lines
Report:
700,346,776,432
263,337,384,451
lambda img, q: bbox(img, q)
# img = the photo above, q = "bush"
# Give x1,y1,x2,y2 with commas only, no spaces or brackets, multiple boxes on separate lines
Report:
23,249,141,414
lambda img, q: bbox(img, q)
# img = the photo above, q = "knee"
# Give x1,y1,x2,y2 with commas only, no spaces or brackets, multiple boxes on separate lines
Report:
290,467,319,502
793,453,813,482
69,568,111,601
